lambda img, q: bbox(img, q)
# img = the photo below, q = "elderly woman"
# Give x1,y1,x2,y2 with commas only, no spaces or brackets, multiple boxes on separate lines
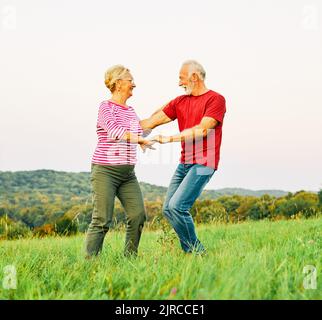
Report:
85,65,154,258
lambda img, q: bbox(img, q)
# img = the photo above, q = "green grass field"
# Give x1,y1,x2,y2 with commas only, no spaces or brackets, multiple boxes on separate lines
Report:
0,218,321,300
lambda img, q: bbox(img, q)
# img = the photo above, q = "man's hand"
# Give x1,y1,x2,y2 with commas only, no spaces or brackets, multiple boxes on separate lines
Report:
151,135,172,144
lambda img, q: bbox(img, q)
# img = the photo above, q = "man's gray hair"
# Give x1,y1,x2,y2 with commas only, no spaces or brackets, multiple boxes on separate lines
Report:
182,60,206,80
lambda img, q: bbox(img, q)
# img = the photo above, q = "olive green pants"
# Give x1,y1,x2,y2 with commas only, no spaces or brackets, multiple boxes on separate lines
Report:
85,164,146,257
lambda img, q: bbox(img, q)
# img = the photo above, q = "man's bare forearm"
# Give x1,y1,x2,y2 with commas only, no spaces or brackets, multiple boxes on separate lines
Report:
151,126,208,144
170,126,208,142
165,117,218,143
140,110,172,130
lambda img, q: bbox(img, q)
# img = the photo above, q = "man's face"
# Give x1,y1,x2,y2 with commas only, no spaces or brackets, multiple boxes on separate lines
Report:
179,65,194,95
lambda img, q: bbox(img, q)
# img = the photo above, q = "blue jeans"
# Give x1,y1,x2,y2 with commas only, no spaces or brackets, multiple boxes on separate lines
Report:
163,163,215,253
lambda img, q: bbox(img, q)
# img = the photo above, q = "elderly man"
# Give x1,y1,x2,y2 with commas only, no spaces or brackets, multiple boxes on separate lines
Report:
140,60,226,254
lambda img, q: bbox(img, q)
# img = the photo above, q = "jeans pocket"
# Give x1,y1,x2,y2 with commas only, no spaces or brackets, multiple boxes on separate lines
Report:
195,165,215,177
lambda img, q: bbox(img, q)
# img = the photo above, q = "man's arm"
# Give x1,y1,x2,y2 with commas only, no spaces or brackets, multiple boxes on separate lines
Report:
151,104,166,116
151,117,218,143
140,106,173,130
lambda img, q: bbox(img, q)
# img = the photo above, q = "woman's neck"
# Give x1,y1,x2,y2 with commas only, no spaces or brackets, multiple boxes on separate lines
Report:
110,93,128,107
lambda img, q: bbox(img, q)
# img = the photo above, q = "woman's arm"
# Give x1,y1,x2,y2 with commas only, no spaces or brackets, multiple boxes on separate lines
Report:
121,132,149,144
99,104,155,149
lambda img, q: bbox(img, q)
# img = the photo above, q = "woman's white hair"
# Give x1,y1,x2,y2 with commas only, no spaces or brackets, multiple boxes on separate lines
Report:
182,60,206,80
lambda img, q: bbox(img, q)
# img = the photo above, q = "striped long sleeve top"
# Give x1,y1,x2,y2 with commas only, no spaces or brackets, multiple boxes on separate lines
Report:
91,100,143,165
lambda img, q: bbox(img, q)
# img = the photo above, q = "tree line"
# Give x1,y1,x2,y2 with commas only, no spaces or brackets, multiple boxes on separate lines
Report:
0,170,321,239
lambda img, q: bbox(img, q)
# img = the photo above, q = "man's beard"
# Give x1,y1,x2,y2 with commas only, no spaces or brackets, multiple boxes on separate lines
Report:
184,81,194,95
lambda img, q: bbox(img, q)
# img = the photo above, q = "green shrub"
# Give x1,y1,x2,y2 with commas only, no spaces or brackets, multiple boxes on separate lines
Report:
54,217,78,236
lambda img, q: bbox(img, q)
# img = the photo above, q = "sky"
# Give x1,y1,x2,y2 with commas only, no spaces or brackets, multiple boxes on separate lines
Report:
0,0,321,192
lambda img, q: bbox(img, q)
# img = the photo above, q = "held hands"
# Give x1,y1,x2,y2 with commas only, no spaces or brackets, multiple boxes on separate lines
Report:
139,139,156,153
139,135,172,153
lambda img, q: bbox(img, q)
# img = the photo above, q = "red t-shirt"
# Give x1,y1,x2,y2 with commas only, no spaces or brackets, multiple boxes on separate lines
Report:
163,90,226,169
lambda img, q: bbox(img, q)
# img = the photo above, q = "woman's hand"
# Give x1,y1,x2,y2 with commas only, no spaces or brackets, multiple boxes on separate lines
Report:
139,139,156,153
142,129,152,138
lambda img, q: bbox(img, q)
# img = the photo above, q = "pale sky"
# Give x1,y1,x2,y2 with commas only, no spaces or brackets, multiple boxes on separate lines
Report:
0,0,321,192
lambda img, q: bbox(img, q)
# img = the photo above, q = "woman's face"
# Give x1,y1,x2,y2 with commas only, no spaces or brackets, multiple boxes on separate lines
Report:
118,72,136,98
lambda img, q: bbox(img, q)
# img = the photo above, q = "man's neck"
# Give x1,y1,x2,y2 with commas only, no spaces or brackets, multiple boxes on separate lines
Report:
191,83,209,96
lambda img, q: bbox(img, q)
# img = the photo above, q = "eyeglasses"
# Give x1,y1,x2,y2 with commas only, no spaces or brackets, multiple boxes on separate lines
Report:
119,78,135,84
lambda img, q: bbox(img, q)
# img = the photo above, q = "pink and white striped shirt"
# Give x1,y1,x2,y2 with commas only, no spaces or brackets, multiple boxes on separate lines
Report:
91,100,143,165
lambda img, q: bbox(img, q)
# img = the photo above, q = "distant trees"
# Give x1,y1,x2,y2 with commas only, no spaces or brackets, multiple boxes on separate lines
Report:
0,191,321,240
0,170,321,240
318,189,322,208
0,215,32,240
54,217,78,236
274,191,319,218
